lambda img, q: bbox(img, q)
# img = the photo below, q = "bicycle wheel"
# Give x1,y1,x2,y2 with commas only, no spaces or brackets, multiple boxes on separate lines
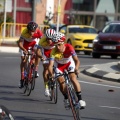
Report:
53,80,58,104
31,65,35,90
49,80,58,104
67,86,81,120
48,81,53,101
25,65,33,96
23,77,28,94
0,105,15,120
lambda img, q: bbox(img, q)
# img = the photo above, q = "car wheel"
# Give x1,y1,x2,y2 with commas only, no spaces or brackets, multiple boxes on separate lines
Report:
92,53,100,58
111,55,118,59
84,51,91,55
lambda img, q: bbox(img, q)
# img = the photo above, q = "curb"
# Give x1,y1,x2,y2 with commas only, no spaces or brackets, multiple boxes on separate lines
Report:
82,67,120,83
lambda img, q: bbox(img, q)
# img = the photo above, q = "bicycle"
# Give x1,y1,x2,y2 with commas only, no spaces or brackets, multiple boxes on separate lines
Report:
23,48,36,96
48,67,58,104
55,69,81,120
0,105,15,120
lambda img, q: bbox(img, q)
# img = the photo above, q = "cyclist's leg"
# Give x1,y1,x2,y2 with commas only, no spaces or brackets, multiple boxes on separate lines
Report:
19,50,27,88
43,63,51,96
68,60,86,108
33,44,41,78
55,67,69,106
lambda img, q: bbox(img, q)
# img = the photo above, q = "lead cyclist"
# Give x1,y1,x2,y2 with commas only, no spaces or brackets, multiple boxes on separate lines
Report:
48,32,86,109
17,21,43,88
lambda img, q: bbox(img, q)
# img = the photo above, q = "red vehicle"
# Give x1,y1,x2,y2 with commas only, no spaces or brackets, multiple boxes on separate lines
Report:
92,21,120,59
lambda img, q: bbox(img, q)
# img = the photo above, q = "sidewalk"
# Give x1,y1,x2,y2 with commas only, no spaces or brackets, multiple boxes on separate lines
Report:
0,46,19,53
82,62,120,82
0,43,19,53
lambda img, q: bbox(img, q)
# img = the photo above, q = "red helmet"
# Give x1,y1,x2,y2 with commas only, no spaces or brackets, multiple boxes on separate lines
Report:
52,32,66,44
27,21,38,31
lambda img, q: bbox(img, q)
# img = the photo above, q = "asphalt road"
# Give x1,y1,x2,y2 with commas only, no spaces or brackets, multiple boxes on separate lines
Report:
0,53,120,120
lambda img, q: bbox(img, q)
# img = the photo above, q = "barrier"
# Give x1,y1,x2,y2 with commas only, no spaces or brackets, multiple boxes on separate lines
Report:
0,23,50,45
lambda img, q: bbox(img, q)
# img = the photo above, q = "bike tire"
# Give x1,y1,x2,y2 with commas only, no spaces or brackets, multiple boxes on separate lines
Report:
23,78,28,94
31,68,35,90
67,86,81,120
0,105,15,120
53,80,58,104
25,65,32,96
49,81,53,101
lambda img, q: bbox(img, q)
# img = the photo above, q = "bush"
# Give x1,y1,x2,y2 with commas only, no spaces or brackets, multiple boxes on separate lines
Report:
0,13,13,25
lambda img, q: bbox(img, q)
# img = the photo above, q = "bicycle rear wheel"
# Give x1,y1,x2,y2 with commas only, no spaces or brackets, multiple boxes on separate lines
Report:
0,105,15,120
67,86,81,120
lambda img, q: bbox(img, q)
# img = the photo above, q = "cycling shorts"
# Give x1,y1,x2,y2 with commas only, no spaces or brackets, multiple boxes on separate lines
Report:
41,48,53,64
54,58,75,74
20,38,39,56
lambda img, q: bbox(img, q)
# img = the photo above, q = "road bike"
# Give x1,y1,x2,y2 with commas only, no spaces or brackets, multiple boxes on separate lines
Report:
56,69,81,120
48,75,58,104
0,105,15,120
23,48,36,96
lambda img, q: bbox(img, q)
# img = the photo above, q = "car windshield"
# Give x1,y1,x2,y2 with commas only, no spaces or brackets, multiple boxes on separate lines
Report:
102,23,120,33
68,27,97,34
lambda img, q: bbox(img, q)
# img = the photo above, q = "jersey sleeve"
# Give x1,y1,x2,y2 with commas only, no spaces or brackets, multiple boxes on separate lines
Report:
68,44,77,56
33,29,43,39
19,28,29,41
49,49,55,61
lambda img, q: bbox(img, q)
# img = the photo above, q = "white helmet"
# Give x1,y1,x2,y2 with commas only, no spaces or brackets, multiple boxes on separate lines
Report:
52,32,66,43
45,29,56,39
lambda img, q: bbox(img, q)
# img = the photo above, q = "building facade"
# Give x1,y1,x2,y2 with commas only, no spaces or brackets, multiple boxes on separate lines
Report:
10,0,120,30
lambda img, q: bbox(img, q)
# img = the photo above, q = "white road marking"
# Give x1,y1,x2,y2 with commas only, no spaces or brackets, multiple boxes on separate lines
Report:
79,80,120,89
100,106,120,110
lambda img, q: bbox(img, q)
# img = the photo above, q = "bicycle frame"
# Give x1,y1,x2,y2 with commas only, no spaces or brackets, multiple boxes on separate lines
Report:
55,70,80,120
23,48,36,96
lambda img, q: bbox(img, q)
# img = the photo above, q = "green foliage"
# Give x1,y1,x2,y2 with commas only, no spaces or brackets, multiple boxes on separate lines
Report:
0,13,13,25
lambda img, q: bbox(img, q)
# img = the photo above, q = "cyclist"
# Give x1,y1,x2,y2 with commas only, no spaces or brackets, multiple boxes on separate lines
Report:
18,21,43,88
48,32,86,109
37,28,56,97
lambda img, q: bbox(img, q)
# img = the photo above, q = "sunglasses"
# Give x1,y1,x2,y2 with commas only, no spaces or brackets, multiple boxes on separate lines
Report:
54,42,64,46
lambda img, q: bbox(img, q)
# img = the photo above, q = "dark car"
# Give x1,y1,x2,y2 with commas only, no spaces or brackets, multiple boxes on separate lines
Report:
92,21,120,59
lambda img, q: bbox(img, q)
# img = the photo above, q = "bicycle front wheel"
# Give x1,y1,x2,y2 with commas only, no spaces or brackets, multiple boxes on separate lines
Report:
0,105,15,120
23,78,28,94
67,86,81,120
49,80,58,104
25,65,33,96
31,67,36,90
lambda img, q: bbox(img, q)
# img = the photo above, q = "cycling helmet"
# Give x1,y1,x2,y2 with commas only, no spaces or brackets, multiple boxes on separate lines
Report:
45,29,56,39
27,21,38,31
52,32,66,44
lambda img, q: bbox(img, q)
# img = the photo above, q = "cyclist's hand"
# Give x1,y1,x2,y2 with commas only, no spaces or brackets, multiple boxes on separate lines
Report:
41,57,45,61
23,49,28,55
75,69,80,75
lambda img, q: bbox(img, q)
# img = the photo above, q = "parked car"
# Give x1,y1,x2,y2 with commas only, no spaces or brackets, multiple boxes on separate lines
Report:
59,25,98,55
92,21,120,59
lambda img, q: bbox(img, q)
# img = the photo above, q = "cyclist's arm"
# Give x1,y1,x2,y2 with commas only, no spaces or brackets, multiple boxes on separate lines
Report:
17,37,27,53
72,55,80,74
